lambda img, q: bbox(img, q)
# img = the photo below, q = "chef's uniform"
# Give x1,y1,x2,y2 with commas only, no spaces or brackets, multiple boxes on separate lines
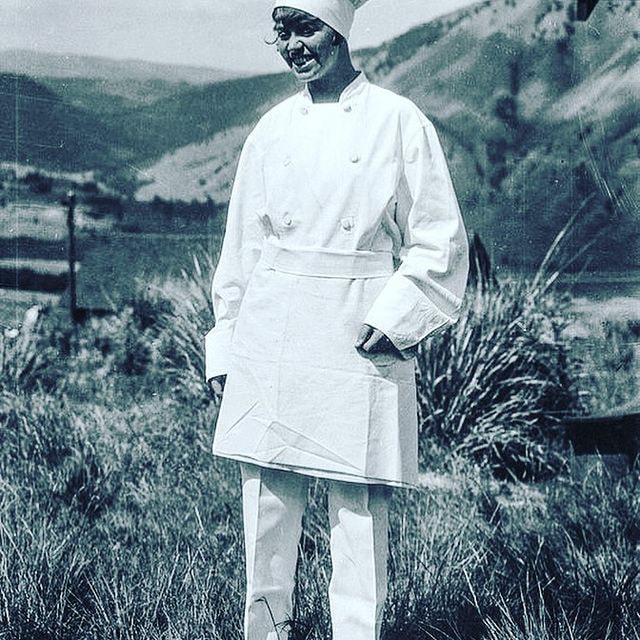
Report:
204,2,469,637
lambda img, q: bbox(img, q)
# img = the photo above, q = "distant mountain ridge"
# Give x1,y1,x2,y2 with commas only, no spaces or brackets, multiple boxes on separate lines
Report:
137,0,640,268
2,0,639,269
0,49,242,84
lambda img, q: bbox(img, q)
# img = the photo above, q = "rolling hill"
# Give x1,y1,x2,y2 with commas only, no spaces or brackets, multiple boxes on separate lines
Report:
0,50,246,123
0,74,133,170
0,64,293,194
137,0,640,268
2,0,638,269
0,49,240,85
110,72,296,161
372,0,640,267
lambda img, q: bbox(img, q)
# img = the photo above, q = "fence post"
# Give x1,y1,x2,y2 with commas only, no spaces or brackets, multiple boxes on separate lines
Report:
66,190,77,325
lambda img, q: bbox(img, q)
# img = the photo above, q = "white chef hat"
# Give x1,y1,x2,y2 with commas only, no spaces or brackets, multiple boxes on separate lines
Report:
272,0,369,39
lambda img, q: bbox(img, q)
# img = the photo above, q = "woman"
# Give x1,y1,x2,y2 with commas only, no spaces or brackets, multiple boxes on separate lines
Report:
204,1,469,638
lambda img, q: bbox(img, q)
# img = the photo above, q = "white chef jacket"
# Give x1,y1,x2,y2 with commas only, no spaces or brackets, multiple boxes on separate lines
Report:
204,72,468,488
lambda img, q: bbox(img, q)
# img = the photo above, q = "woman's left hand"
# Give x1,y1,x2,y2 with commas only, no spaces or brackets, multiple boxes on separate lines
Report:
355,324,399,355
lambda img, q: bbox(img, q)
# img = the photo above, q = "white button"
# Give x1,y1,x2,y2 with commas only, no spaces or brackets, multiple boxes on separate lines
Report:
283,156,291,167
350,154,360,163
300,107,309,115
406,146,419,164
343,104,352,112
282,213,293,226
341,216,354,231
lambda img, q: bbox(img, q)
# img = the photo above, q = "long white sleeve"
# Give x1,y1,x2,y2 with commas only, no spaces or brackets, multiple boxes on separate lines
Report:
363,116,469,351
204,134,265,381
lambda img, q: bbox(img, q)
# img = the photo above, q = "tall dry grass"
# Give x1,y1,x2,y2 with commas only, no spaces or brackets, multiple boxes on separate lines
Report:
2,382,637,639
0,305,60,396
154,254,214,401
415,278,577,479
0,226,638,637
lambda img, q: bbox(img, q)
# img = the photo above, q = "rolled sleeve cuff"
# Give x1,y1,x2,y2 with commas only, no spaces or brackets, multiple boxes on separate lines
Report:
363,275,456,351
204,324,234,382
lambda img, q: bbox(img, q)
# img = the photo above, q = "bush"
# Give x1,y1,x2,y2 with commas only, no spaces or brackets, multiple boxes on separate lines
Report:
415,279,578,478
23,171,53,194
0,306,63,395
153,254,215,402
572,319,638,414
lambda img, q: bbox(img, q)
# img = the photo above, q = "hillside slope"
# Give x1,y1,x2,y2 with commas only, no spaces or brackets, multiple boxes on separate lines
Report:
0,51,244,127
0,74,132,170
115,72,296,161
376,0,640,267
139,0,639,268
0,69,294,190
0,50,255,181
2,0,638,268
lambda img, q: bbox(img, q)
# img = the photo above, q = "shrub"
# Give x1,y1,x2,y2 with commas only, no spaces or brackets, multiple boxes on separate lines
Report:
153,254,215,402
24,171,53,194
0,306,62,395
572,319,638,414
415,279,578,478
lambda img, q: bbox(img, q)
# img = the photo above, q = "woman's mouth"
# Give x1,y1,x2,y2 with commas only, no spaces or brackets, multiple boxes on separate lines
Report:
290,53,316,71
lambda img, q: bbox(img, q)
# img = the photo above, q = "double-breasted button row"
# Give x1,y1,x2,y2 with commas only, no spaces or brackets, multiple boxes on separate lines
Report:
299,103,354,115
277,213,357,232
281,152,359,165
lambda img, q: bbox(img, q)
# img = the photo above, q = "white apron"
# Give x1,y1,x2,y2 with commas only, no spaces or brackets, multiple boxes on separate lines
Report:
205,73,469,488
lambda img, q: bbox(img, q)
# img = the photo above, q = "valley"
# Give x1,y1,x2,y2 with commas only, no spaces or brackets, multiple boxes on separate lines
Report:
1,0,638,327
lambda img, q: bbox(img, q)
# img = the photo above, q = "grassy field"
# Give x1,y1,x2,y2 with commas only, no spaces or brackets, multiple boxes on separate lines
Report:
0,173,226,332
0,263,639,639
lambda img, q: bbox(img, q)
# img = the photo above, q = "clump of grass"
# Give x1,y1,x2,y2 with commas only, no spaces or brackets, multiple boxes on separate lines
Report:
0,306,61,395
384,461,639,640
416,278,577,478
572,319,638,414
414,203,622,479
1,251,215,406
153,253,215,401
0,497,94,640
0,389,246,639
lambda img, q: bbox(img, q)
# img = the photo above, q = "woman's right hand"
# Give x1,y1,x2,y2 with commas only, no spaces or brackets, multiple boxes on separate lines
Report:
355,324,399,356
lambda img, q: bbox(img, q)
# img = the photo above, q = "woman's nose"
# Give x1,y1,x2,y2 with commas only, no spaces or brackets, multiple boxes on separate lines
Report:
287,35,304,51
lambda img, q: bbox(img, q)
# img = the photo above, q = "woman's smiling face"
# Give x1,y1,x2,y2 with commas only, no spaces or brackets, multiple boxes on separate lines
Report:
274,10,340,82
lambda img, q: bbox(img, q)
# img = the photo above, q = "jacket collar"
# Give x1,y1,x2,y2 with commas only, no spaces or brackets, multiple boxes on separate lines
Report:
300,71,368,105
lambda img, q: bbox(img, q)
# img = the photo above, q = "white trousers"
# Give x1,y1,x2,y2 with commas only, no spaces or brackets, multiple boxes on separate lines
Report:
241,463,390,640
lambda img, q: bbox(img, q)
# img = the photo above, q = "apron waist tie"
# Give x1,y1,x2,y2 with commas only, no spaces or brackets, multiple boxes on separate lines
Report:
260,240,394,279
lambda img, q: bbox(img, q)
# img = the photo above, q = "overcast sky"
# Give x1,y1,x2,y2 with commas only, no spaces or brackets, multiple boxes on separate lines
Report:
1,0,479,73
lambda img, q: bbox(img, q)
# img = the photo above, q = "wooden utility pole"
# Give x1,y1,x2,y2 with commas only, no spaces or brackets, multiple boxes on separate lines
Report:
66,190,77,324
